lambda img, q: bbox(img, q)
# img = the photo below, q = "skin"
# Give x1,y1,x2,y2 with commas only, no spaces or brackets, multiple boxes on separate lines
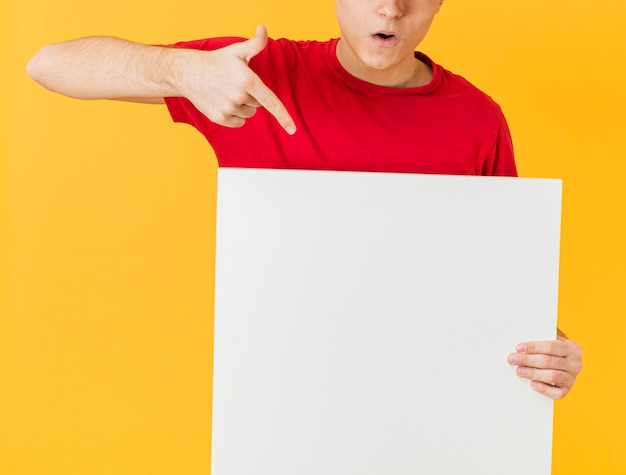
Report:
26,27,296,134
335,0,444,87
508,332,583,400
26,0,583,400
169,26,296,133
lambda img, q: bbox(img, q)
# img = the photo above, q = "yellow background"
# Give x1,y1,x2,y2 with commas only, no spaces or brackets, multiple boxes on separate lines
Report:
2,1,625,474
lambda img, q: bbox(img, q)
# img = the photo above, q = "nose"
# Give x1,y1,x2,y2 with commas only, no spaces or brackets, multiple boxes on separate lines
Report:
377,0,404,19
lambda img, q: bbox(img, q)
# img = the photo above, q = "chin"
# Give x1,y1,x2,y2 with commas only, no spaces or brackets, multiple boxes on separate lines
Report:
360,55,398,72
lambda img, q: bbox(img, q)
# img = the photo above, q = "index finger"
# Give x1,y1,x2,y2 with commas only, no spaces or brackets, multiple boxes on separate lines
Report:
516,340,570,357
246,76,296,135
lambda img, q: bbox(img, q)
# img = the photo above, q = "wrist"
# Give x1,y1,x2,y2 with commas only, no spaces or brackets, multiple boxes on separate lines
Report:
154,46,205,99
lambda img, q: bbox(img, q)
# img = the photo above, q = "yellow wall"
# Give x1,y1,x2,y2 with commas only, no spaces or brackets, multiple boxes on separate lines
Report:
2,1,625,474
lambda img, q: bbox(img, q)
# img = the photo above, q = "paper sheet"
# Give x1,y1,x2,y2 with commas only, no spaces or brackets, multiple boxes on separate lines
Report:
213,169,561,474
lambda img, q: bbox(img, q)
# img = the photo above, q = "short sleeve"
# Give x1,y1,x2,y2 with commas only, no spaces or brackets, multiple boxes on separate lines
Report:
481,110,518,177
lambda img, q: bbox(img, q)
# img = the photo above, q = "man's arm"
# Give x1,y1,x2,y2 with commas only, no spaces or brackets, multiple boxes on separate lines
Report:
27,36,172,102
26,26,296,133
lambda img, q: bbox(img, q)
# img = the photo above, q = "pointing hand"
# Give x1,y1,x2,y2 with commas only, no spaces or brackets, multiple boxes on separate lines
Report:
176,25,296,134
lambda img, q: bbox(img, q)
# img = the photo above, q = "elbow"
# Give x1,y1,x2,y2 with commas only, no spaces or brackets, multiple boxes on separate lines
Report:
26,42,99,100
26,45,51,86
26,44,83,98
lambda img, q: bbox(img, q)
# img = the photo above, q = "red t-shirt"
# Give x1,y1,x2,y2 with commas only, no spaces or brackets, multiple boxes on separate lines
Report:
165,37,517,177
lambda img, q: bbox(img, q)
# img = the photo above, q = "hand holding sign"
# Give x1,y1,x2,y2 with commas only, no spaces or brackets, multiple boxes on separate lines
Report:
508,334,583,400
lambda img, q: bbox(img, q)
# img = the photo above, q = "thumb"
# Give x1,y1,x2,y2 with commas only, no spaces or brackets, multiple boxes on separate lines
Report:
237,25,269,63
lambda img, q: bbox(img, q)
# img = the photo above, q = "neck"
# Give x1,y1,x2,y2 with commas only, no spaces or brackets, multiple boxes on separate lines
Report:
335,38,432,88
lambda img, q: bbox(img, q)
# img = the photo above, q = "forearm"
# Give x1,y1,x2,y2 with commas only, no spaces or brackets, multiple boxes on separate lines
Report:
27,27,296,133
27,36,185,100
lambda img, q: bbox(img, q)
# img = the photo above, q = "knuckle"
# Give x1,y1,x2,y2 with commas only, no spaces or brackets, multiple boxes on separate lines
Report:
548,355,560,368
546,341,559,353
574,344,583,359
228,89,247,105
239,74,257,91
223,102,238,116
572,360,583,374
536,354,551,367
554,371,569,385
213,111,228,124
550,355,562,368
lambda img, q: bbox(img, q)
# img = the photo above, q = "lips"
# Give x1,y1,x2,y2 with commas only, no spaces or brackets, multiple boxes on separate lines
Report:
372,30,400,46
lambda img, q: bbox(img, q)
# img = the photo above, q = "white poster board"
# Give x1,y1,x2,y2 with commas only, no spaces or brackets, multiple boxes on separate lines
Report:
213,169,561,475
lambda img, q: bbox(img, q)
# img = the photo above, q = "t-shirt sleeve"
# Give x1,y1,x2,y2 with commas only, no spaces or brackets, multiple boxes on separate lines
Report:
481,109,518,177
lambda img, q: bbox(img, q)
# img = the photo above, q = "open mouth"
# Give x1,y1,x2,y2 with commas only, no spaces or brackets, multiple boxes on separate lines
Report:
373,32,399,45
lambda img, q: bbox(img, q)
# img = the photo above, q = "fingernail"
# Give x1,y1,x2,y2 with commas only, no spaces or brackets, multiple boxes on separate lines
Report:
517,367,529,377
508,354,520,364
517,344,528,352
285,126,296,135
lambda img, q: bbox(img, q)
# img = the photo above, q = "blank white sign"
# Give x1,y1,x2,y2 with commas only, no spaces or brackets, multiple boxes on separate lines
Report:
213,169,561,475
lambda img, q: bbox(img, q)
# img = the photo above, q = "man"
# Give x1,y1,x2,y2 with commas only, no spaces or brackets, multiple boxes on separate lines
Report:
27,0,582,398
